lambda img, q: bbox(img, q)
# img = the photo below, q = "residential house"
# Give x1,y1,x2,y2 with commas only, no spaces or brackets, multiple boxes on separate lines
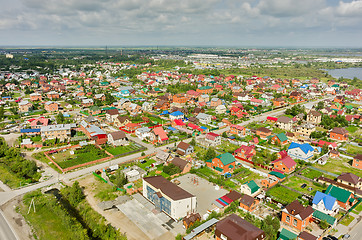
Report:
198,94,210,102
205,132,221,147
296,123,316,137
215,214,265,240
324,185,354,209
215,105,227,114
126,103,142,116
276,116,293,131
206,153,236,174
271,155,297,174
297,231,318,240
290,91,302,101
30,92,42,101
270,132,288,145
40,123,76,141
256,127,272,139
172,93,188,106
170,157,191,174
89,106,101,115
94,93,106,101
135,127,152,141
142,102,153,112
29,117,49,128
46,91,60,99
82,98,94,107
261,171,286,188
239,194,259,212
330,127,348,141
196,113,211,124
210,97,222,108
234,145,256,161
142,175,196,220
154,100,169,110
336,173,362,190
176,141,194,156
240,180,260,196
273,98,286,107
352,154,362,169
196,86,213,94
288,142,315,161
124,123,140,133
44,101,59,112
183,213,201,229
307,110,322,124
114,116,130,128
312,191,339,215
18,100,33,113
281,200,314,231
213,191,242,210
229,124,246,137
105,109,119,123
169,111,184,120
80,120,108,145
151,127,169,144
107,131,128,147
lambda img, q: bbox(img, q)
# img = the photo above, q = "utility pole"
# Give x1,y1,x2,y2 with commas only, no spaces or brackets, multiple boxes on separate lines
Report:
27,198,36,214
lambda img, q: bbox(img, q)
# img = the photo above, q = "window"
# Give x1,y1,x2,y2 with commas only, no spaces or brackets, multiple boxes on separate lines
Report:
293,219,298,226
285,215,290,223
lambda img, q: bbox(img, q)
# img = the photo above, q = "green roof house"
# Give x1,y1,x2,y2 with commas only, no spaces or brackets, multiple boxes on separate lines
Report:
206,153,236,175
278,228,298,240
241,180,260,196
325,185,353,209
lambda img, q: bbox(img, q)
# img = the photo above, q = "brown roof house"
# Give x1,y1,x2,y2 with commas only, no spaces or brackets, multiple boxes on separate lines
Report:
307,110,322,124
256,127,272,139
183,212,201,229
239,194,260,212
215,214,265,240
170,157,191,174
107,131,128,147
276,116,293,131
330,127,348,141
176,141,194,156
337,173,362,190
281,200,314,231
352,154,362,170
114,116,130,128
142,176,196,220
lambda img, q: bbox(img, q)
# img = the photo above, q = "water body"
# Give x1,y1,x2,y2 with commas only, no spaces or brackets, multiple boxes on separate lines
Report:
325,68,362,80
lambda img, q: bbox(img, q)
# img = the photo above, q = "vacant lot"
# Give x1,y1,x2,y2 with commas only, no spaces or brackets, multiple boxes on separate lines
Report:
300,168,324,180
104,142,142,156
313,157,362,178
283,176,326,196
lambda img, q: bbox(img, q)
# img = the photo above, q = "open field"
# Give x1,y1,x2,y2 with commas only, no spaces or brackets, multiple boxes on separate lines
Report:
313,157,362,178
283,176,326,196
0,164,25,189
104,142,143,155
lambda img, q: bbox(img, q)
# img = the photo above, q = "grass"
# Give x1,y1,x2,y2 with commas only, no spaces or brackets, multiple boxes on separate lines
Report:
217,141,239,153
352,203,362,214
93,177,119,201
104,143,142,155
346,126,359,133
0,163,27,189
300,168,324,180
137,158,156,170
283,176,326,196
340,214,355,226
314,157,362,178
267,185,301,205
345,144,362,155
19,191,87,240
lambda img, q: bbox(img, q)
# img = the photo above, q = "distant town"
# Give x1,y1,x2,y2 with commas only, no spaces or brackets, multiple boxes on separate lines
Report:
0,47,361,240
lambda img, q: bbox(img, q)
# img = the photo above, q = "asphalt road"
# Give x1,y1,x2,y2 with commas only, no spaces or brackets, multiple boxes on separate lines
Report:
0,211,17,240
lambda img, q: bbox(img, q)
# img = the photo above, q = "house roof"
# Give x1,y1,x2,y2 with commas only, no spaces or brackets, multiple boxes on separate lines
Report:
355,154,362,161
171,157,189,171
215,153,236,166
331,127,348,135
170,111,184,116
216,214,264,240
143,175,194,201
312,210,336,225
272,156,296,169
277,116,292,124
279,228,298,240
239,194,255,207
312,191,337,211
298,231,318,240
276,132,288,142
257,127,272,134
224,190,242,202
285,200,314,220
325,185,352,203
337,173,361,185
153,127,168,141
269,171,286,179
109,131,126,141
206,132,220,140
244,180,260,194
177,141,191,151
288,142,314,154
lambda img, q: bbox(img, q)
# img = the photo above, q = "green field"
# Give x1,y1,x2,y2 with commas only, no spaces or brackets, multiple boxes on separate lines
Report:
345,144,362,155
104,143,142,155
300,168,324,180
340,214,355,226
313,157,362,178
267,185,301,205
0,164,27,189
283,176,326,196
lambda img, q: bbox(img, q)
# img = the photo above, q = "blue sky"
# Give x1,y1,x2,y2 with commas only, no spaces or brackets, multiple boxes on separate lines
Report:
1,0,362,47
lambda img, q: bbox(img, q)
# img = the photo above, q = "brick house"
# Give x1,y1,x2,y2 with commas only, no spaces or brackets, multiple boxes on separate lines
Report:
172,93,188,106
176,141,194,156
234,145,256,161
44,101,58,112
271,156,297,174
196,86,213,94
206,153,236,174
239,194,259,212
183,213,201,229
330,127,348,141
205,132,221,147
229,124,246,137
261,171,286,188
240,180,260,196
107,131,128,146
210,98,222,108
170,157,191,174
18,100,33,113
256,127,272,139
273,98,286,107
46,91,60,99
324,185,354,209
281,200,314,231
105,109,119,123
276,116,293,131
114,116,130,128
30,92,42,101
270,132,288,145
352,154,362,169
307,110,322,124
336,173,362,190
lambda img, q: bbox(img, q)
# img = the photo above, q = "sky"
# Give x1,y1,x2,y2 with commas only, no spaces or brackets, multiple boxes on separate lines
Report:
1,0,362,47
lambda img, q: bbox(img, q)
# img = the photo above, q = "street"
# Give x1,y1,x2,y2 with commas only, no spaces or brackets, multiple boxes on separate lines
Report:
0,211,17,240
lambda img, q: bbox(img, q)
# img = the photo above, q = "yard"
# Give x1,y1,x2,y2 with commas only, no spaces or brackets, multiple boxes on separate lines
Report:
299,168,324,180
313,157,362,178
137,158,156,170
0,164,28,189
267,185,302,205
282,176,326,196
104,142,143,156
345,144,362,155
340,214,355,226
217,140,240,153
233,167,263,184
51,145,109,169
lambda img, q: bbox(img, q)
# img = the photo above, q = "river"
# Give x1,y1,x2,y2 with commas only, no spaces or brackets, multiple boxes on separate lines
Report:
325,67,362,80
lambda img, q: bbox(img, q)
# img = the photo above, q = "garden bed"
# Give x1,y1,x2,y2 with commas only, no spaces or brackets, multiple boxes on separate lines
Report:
282,176,326,196
267,185,301,205
104,142,143,156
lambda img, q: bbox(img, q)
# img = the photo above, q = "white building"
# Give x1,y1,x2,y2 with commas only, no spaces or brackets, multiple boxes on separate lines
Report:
143,176,197,220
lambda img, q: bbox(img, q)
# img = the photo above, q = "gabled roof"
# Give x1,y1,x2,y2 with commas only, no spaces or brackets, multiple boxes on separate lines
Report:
275,132,288,142
170,111,184,116
337,173,361,185
312,210,336,225
244,180,260,194
325,185,352,203
298,231,318,240
312,191,337,210
269,171,286,179
272,156,296,169
279,228,298,240
285,200,314,220
215,153,235,166
239,194,255,207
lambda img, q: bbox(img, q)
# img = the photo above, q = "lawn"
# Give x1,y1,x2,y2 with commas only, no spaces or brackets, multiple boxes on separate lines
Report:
233,167,263,184
283,176,326,196
267,185,301,205
0,164,27,189
53,145,109,169
104,143,142,156
346,126,359,133
217,141,239,153
93,176,119,201
345,144,362,155
313,157,362,178
137,158,156,170
340,214,355,226
300,168,324,180
352,203,362,215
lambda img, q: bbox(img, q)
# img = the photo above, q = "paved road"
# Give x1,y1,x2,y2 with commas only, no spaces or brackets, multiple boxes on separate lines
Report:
0,211,17,240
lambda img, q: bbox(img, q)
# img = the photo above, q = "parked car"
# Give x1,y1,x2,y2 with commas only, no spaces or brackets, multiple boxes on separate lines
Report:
328,235,338,240
301,183,307,189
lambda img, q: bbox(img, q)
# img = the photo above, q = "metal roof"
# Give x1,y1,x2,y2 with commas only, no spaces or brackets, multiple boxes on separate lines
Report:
183,218,218,240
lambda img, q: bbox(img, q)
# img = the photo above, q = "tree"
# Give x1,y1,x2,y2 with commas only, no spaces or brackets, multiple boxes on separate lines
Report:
62,181,85,207
56,112,65,124
204,148,217,161
114,169,128,187
222,132,228,138
319,219,329,230
163,163,181,175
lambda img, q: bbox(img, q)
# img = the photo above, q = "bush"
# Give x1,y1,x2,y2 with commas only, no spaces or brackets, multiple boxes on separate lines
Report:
163,163,181,175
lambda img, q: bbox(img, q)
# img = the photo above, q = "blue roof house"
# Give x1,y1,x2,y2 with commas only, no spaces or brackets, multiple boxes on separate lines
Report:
312,191,339,215
287,142,315,161
169,111,184,121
